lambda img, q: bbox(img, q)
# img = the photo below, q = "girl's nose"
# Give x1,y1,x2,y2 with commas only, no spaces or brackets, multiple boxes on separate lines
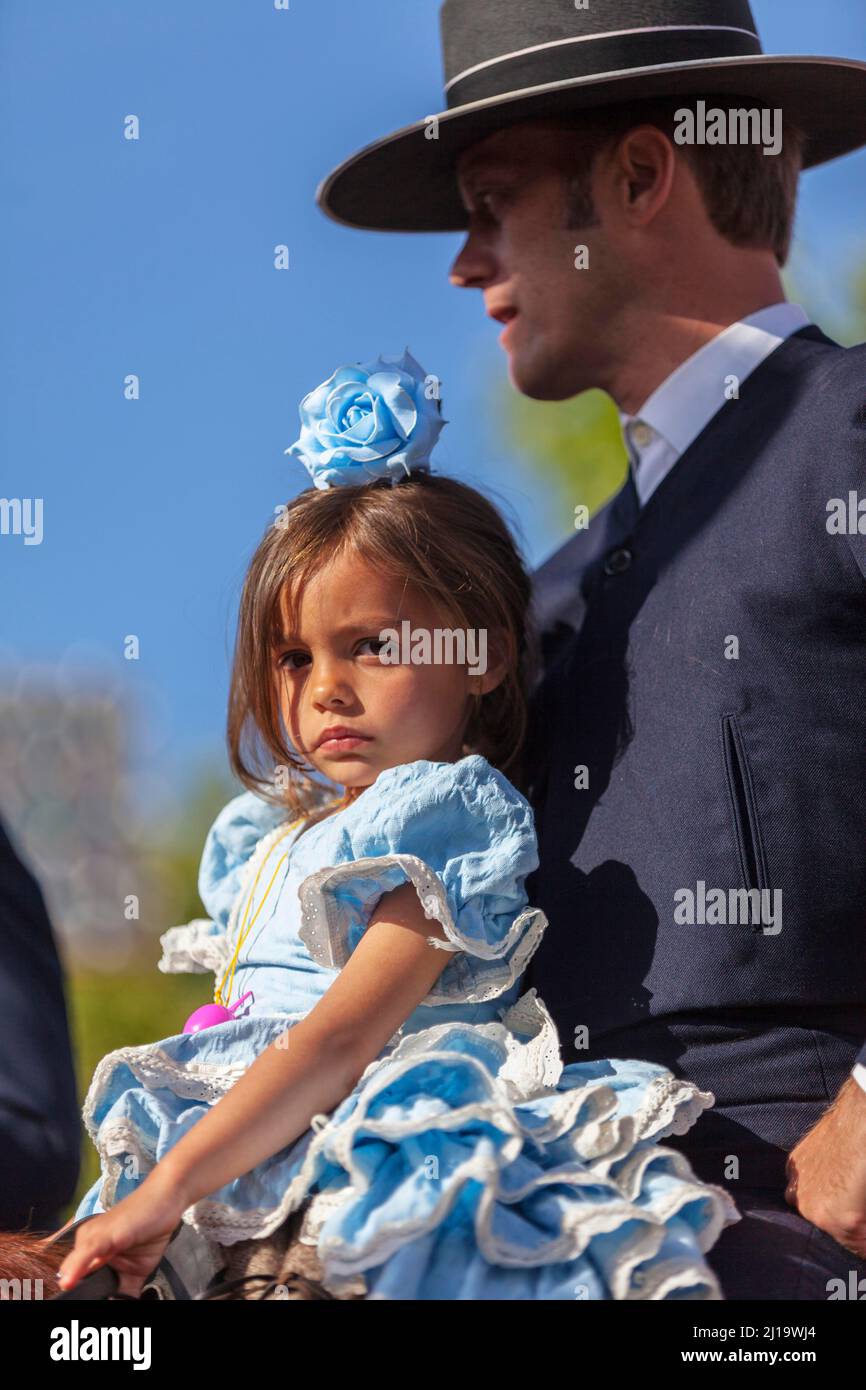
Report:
312,670,354,707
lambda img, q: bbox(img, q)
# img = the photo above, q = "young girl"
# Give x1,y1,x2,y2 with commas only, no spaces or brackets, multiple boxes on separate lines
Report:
55,350,739,1300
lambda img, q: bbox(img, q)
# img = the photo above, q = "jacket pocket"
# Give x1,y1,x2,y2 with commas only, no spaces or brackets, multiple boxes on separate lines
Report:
721,713,768,893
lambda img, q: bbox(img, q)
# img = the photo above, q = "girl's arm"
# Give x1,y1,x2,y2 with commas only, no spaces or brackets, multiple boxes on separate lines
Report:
151,880,452,1209
57,881,454,1292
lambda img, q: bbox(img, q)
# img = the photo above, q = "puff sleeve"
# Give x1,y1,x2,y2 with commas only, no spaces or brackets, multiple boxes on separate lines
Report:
296,755,548,1006
157,790,293,976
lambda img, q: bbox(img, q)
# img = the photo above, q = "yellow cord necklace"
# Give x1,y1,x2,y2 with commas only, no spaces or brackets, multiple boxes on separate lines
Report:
183,792,352,1033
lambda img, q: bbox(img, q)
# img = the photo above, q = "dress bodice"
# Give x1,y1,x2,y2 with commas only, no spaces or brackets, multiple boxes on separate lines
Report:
160,755,548,1044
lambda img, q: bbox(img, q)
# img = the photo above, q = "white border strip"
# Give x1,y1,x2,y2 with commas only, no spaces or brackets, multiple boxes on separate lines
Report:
445,26,761,93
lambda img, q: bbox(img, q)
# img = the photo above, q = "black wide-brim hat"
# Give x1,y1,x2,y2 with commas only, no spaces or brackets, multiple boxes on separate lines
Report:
316,0,866,232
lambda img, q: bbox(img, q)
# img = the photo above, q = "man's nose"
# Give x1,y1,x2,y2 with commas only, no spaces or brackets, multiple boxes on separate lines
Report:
448,232,497,289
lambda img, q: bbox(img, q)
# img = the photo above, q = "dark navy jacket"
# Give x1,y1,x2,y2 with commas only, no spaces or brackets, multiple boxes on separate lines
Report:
523,325,866,1188
0,817,80,1229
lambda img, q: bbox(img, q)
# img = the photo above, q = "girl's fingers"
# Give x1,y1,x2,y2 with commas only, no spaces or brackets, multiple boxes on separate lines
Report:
58,1238,113,1288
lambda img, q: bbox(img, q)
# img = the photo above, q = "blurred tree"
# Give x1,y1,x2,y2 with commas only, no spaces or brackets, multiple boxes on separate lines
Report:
502,387,628,529
63,761,240,1218
144,762,241,932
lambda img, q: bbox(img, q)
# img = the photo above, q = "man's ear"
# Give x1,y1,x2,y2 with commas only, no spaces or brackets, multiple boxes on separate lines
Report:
611,125,676,226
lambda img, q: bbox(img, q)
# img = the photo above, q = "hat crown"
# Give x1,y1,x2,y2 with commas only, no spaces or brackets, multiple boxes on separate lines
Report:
440,0,762,109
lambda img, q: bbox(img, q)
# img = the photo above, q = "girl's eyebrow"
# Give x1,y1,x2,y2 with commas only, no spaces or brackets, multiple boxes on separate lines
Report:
275,616,403,644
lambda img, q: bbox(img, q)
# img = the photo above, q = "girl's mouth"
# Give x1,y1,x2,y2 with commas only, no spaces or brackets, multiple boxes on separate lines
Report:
318,735,371,753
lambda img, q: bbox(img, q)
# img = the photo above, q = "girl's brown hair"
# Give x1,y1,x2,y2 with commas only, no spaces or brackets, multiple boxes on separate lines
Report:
226,472,537,822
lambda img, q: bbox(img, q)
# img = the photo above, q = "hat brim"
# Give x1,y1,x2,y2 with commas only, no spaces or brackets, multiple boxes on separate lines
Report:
315,55,866,232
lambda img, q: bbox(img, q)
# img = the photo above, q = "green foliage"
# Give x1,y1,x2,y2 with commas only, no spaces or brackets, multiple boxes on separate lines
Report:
782,267,866,349
64,964,209,1221
61,762,240,1222
497,258,866,515
503,386,628,522
146,766,240,930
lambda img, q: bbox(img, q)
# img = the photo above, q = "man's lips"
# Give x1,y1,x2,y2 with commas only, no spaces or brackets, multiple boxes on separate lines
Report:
487,305,519,346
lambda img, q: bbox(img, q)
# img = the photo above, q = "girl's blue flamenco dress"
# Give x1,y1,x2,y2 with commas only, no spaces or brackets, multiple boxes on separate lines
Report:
75,754,740,1299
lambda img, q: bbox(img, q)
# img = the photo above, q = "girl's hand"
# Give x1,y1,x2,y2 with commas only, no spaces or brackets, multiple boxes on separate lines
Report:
54,1175,188,1297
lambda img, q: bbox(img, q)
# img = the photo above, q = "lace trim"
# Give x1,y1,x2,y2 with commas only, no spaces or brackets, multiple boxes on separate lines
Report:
598,1142,742,1244
632,1071,717,1143
627,1254,724,1301
81,1015,308,1139
158,920,232,977
497,988,563,1090
93,1119,158,1211
82,1047,250,1142
568,1072,719,1175
296,852,548,1005
87,1006,602,1246
290,1016,738,1287
297,1186,356,1246
84,1005,736,1289
310,1082,735,1291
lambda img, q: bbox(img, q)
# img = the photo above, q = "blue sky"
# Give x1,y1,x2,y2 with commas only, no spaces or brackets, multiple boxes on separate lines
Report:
2,0,865,815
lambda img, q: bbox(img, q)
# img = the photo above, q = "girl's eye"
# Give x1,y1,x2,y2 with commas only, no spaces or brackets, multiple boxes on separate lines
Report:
277,640,386,668
277,651,309,671
356,637,388,658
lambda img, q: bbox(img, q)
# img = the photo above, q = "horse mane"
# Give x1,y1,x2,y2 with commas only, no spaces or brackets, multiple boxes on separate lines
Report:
0,1229,66,1298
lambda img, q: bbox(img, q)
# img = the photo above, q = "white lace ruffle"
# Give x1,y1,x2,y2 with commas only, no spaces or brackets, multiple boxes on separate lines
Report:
87,992,569,1242
81,1014,309,1218
82,1043,252,1139
296,852,548,1005
290,997,738,1297
158,920,233,977
561,1071,715,1169
81,986,737,1299
92,1119,159,1210
179,996,605,1249
497,988,564,1091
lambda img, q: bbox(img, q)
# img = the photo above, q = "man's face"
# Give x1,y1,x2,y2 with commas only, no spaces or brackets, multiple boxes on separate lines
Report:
450,121,625,401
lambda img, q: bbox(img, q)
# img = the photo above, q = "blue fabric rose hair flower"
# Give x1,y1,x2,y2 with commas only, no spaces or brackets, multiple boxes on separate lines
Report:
284,347,447,490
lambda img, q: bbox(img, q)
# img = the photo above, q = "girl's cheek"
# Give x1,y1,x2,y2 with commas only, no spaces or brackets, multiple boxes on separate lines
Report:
372,666,419,714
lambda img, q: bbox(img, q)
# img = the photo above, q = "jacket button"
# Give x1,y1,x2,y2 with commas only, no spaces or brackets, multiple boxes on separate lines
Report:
603,547,633,576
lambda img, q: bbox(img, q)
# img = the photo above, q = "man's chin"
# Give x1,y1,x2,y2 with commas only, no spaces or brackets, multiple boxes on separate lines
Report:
508,358,583,403
507,351,584,402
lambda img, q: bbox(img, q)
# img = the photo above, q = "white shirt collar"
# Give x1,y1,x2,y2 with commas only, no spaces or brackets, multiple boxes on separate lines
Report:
618,302,811,460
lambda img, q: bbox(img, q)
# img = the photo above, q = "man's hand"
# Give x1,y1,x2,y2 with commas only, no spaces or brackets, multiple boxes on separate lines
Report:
785,1076,866,1258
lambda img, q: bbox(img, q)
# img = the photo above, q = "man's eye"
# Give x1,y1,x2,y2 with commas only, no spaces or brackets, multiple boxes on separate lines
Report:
474,189,504,219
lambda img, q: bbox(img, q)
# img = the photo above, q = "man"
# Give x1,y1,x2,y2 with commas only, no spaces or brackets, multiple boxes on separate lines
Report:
0,815,80,1232
316,2,866,1299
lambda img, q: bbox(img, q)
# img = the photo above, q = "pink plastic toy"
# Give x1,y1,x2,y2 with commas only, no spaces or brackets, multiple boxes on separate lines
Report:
183,992,254,1034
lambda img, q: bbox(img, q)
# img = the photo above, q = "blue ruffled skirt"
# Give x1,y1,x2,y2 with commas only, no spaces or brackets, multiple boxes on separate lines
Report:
76,990,740,1299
